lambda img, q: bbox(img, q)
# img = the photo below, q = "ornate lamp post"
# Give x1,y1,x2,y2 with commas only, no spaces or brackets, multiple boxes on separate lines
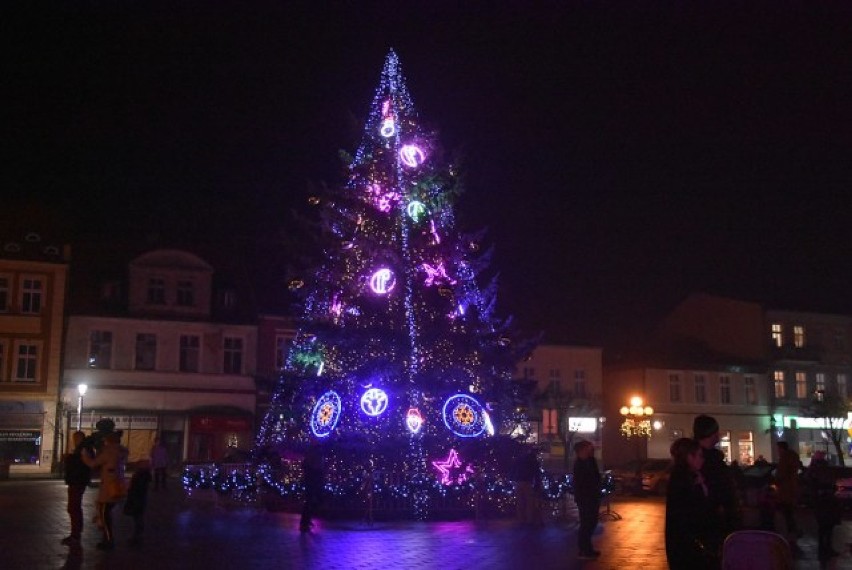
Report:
76,384,88,431
619,396,654,495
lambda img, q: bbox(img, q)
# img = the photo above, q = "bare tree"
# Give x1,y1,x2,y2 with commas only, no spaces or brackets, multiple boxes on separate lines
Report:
806,389,850,466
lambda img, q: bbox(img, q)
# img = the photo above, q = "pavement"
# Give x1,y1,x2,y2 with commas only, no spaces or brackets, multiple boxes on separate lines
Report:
2,479,852,570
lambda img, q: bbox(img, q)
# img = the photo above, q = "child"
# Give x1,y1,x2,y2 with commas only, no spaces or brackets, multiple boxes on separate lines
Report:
124,459,152,546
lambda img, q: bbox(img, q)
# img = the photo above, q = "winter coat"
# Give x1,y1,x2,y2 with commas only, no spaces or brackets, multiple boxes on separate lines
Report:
124,468,152,516
572,456,601,506
701,446,741,532
82,444,128,504
775,448,802,506
666,466,723,570
63,445,92,487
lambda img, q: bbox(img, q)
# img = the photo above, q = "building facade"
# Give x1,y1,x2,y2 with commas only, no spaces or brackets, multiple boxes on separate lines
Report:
0,234,69,476
61,248,258,467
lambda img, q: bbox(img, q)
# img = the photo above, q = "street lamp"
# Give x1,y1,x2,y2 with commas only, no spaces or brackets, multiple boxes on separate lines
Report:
76,384,88,431
619,396,654,438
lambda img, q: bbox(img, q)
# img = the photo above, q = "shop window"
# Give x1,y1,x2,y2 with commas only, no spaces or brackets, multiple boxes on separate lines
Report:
738,432,754,465
719,431,732,463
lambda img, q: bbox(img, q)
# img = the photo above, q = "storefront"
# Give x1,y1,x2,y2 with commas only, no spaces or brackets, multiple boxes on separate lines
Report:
0,402,46,468
70,413,160,463
187,414,253,462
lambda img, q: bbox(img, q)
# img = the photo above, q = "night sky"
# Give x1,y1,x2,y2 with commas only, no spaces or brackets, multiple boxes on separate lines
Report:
5,2,852,345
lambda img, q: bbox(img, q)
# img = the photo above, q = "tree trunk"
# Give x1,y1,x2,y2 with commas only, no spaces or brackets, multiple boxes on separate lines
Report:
832,432,846,467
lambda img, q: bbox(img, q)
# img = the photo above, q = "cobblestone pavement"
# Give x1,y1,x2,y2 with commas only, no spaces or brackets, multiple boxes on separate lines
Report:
2,479,852,569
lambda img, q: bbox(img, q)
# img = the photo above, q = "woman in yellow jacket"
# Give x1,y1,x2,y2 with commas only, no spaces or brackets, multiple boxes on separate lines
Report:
82,432,127,550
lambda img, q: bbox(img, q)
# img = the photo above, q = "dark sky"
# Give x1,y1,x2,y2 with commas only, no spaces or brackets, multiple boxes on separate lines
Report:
5,1,852,345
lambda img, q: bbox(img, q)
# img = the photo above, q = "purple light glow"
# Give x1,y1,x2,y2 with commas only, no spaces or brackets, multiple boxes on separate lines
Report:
399,145,425,168
432,448,474,486
406,407,423,434
421,262,456,287
369,268,396,294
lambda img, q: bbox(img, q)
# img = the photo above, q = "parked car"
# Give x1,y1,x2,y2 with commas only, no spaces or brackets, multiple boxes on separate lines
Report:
610,458,671,495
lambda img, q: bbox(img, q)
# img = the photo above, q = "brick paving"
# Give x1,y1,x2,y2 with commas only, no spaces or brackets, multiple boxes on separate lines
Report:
2,480,852,569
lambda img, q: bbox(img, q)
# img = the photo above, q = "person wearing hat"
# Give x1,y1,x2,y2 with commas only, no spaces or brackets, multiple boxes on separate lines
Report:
693,414,741,536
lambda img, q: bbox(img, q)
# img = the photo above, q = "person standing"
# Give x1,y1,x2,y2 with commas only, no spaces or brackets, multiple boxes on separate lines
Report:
513,449,542,525
150,437,169,491
572,440,601,559
61,431,92,546
693,414,741,535
123,459,152,546
82,432,127,550
300,446,324,532
775,441,803,539
665,437,722,569
805,450,840,561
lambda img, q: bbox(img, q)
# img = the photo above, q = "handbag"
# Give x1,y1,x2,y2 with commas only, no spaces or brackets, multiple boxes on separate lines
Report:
104,478,128,502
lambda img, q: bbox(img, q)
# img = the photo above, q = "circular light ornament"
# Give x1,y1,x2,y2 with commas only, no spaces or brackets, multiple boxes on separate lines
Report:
369,268,396,295
360,388,389,417
406,200,427,222
406,408,424,434
442,394,486,438
380,118,396,138
399,145,426,168
310,391,342,438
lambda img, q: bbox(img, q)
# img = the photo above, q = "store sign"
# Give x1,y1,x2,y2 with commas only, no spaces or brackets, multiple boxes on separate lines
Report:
568,417,597,433
0,430,41,443
70,415,159,430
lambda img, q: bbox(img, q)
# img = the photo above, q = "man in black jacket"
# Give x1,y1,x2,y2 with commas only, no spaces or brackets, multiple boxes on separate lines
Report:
573,440,602,559
693,414,741,536
62,430,92,546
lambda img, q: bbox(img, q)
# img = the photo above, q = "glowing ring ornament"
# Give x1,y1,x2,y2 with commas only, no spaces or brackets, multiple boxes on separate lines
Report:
406,407,424,434
360,388,389,417
380,118,396,138
310,391,342,438
406,200,427,222
442,394,486,438
399,145,426,168
369,268,396,295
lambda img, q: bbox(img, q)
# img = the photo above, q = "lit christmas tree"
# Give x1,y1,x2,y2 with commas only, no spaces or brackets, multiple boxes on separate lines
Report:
252,50,534,518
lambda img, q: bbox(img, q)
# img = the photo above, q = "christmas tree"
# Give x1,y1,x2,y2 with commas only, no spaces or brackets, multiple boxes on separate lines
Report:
253,50,529,518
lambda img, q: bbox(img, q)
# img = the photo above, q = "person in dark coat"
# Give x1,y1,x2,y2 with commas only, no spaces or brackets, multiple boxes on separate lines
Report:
300,446,324,532
513,449,542,525
123,459,152,546
572,440,601,559
805,451,840,561
61,431,92,546
693,414,741,535
666,437,723,570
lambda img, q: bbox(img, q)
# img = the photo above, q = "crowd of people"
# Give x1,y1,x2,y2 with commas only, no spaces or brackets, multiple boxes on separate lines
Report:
61,431,166,551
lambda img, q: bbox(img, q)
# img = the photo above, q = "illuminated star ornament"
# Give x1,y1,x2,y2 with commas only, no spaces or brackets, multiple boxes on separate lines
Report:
360,388,389,417
432,449,474,486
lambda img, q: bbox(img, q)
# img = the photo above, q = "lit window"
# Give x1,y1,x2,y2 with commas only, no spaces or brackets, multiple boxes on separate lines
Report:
774,371,785,398
669,374,681,403
744,376,757,405
88,331,113,369
147,278,166,304
21,277,43,314
179,335,200,372
796,371,807,399
135,333,157,371
793,325,805,348
694,375,706,403
177,280,194,307
223,337,243,374
720,376,731,404
816,373,826,400
14,342,38,382
771,323,783,347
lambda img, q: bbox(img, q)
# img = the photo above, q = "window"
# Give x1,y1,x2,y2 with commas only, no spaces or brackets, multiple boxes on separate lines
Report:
720,375,731,404
275,335,290,370
744,376,757,405
835,332,846,350
796,371,807,399
147,278,166,304
694,375,706,403
771,323,783,347
135,333,157,370
223,337,243,374
0,276,9,312
548,369,561,392
14,342,38,382
774,371,786,398
88,331,113,369
816,373,826,400
793,325,806,348
838,374,848,400
669,374,681,403
20,277,43,314
574,369,587,398
177,280,194,307
179,335,200,372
